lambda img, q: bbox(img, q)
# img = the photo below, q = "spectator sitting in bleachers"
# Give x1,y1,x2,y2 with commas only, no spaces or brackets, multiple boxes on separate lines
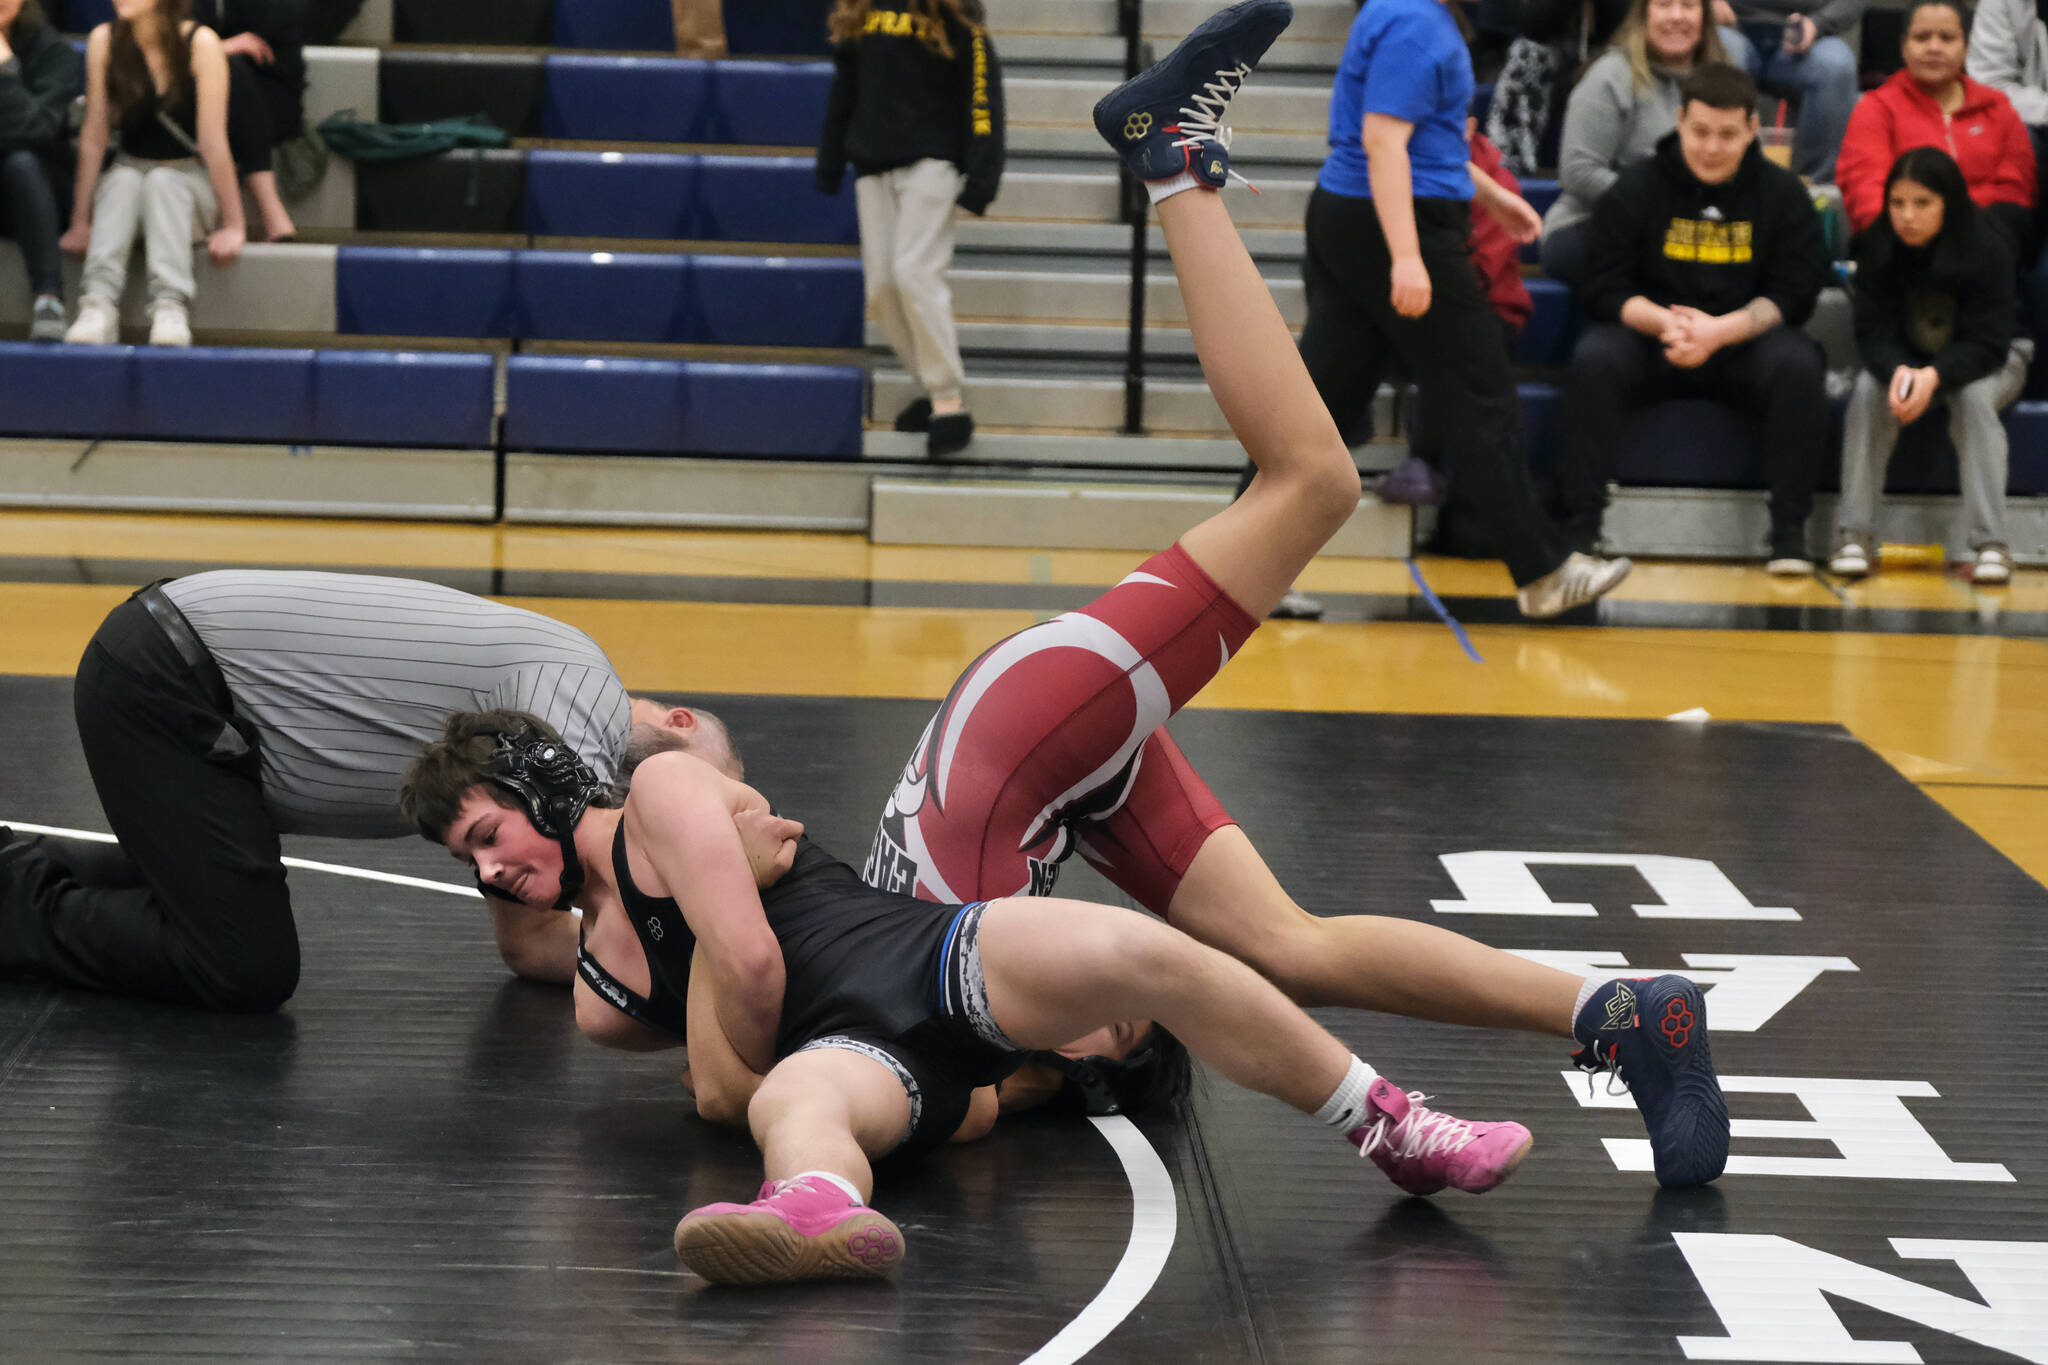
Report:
59,0,244,347
1558,62,1831,572
1838,0,2035,266
1832,146,2026,584
0,0,82,341
1966,0,2048,127
1542,0,1734,284
817,0,1005,459
192,0,304,243
1716,0,1862,180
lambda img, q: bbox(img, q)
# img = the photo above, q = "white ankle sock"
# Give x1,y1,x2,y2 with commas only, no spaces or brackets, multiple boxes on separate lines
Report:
1570,976,1601,1033
1313,1055,1379,1133
1144,170,1203,204
788,1170,863,1203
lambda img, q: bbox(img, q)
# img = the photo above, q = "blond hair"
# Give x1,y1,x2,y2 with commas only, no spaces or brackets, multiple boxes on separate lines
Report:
1607,0,1728,92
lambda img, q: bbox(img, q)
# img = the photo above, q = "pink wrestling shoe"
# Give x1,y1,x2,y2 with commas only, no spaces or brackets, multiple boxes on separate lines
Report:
1347,1078,1534,1195
674,1175,905,1285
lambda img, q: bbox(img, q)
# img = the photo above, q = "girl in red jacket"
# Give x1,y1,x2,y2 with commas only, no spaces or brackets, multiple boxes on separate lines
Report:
1836,0,2035,257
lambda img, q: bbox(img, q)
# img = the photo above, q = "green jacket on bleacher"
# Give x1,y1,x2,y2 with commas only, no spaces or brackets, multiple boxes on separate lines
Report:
0,12,82,159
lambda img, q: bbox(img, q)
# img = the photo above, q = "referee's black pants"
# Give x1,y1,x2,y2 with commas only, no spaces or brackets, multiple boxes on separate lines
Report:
0,589,299,1011
1253,186,1568,587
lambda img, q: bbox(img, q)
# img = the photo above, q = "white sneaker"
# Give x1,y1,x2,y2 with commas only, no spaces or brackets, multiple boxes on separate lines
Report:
1973,545,2012,585
1269,588,1324,620
1827,541,1870,577
148,301,191,347
1516,552,1632,619
1766,554,1815,577
64,295,119,346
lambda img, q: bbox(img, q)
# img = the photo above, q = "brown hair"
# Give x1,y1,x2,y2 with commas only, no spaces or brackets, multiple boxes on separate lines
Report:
1607,0,1728,92
399,708,564,843
1678,60,1758,113
827,0,983,58
105,0,194,126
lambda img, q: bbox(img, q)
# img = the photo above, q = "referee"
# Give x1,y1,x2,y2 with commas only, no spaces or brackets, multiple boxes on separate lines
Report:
0,570,637,1012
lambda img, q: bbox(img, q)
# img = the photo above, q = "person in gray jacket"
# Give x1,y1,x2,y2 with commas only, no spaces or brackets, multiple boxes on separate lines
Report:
1718,0,1864,180
1543,0,1736,282
1967,0,2048,126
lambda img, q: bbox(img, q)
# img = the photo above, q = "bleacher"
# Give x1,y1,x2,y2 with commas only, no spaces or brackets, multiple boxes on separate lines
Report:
0,0,2039,561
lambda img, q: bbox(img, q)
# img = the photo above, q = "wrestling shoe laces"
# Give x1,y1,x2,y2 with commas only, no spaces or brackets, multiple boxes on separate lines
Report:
1347,1078,1533,1195
1354,1091,1482,1164
1170,62,1262,192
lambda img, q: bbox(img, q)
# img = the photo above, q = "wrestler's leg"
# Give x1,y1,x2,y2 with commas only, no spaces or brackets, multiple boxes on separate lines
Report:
1153,187,1359,620
971,895,1531,1198
675,1046,913,1284
1168,826,1583,1037
748,1047,914,1199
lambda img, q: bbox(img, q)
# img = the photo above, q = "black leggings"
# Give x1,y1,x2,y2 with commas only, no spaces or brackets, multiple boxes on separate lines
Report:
1266,186,1567,586
0,147,65,298
0,589,299,1011
226,53,306,177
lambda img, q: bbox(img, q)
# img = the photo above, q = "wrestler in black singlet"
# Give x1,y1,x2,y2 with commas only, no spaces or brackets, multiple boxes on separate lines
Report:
579,826,1021,1154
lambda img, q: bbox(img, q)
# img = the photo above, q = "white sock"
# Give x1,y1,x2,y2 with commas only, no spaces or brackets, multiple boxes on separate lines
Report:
1313,1055,1379,1133
1144,170,1203,204
1570,976,1601,1033
788,1170,863,1204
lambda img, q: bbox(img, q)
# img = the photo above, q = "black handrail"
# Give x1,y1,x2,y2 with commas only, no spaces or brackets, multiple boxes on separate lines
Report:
1118,0,1148,435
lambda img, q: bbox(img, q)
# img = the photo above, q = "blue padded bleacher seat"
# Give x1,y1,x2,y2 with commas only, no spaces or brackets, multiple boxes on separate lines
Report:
515,250,692,343
312,351,496,448
336,248,515,337
1515,278,1580,367
552,0,674,50
2007,402,2048,494
523,152,856,243
503,356,862,457
685,255,862,348
1518,178,1559,218
0,342,129,438
132,348,316,443
513,252,861,346
695,156,855,243
526,152,701,239
540,56,833,147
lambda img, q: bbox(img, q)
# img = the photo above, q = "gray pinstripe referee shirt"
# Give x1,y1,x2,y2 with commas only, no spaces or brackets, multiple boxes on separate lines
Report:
161,571,630,839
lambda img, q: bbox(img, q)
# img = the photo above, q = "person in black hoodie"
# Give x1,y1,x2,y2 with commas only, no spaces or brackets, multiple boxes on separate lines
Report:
1558,61,1831,572
0,0,83,341
817,0,1005,458
191,0,305,243
1830,146,2027,585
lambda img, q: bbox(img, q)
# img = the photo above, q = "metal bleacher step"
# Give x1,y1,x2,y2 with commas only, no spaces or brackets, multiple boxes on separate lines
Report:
956,217,1305,261
988,168,1315,227
938,258,1305,330
992,0,1359,42
996,33,1348,70
871,365,1402,438
1004,73,1334,162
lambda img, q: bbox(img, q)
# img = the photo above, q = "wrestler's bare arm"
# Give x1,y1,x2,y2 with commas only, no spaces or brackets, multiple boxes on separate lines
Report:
684,944,765,1126
625,753,787,1073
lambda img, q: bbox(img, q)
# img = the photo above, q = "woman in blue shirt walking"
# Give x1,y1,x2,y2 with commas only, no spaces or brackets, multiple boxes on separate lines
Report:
1307,0,1631,616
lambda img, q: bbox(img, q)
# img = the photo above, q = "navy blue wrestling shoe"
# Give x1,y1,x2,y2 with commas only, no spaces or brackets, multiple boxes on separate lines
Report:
1092,0,1294,189
1572,974,1730,1188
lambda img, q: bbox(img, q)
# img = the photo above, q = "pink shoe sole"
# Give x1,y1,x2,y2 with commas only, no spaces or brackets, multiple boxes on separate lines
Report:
675,1206,905,1285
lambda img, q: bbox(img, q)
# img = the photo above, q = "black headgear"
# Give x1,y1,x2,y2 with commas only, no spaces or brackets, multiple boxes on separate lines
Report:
1032,1046,1173,1118
482,725,603,910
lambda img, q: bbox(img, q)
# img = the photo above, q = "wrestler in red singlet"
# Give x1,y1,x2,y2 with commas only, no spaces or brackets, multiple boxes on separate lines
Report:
863,541,1257,914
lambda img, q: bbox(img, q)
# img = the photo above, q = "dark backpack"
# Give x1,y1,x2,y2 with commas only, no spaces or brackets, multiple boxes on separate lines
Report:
316,110,511,162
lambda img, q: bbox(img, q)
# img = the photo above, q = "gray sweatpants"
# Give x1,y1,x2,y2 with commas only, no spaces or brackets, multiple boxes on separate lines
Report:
1836,341,2031,550
80,154,220,310
855,158,966,404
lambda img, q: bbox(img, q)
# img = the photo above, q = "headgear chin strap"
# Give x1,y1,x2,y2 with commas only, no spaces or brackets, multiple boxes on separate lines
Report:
482,725,603,910
1031,1046,1168,1118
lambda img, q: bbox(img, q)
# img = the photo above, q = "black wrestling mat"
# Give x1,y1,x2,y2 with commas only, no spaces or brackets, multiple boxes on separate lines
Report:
3,678,2045,1364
